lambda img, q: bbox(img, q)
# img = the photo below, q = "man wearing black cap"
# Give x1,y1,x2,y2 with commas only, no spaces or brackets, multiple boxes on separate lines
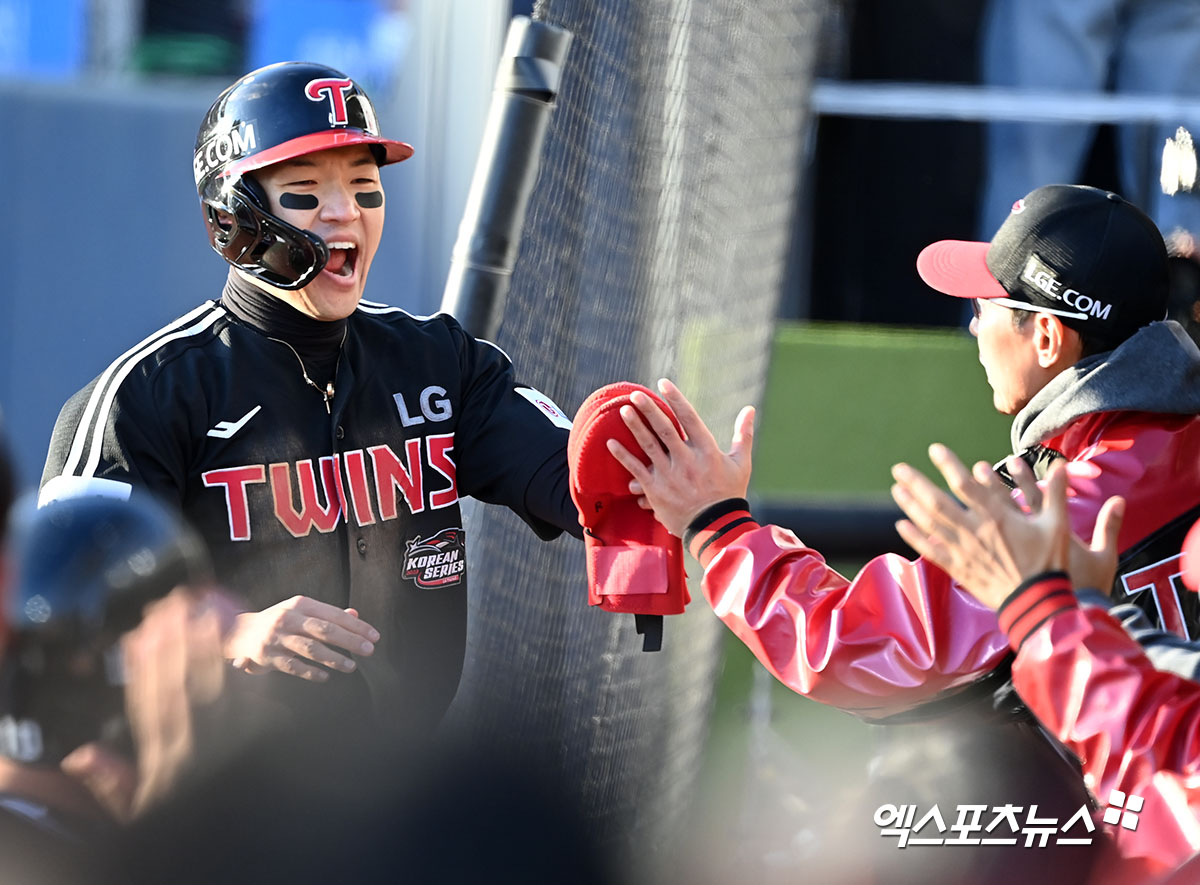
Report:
606,184,1200,880
914,185,1200,631
919,184,1187,403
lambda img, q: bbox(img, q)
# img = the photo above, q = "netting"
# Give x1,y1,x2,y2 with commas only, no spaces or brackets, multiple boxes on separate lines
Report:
446,0,826,878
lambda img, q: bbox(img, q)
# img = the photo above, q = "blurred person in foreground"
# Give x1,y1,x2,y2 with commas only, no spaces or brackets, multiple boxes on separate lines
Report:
39,61,581,746
891,442,1200,883
0,487,228,883
107,721,613,885
0,500,608,885
606,184,1200,883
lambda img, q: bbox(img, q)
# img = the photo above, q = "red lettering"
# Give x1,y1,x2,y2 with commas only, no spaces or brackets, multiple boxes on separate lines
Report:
322,455,348,524
305,77,353,125
369,440,424,519
343,449,376,526
428,433,457,509
202,465,267,541
204,435,460,537
270,460,342,537
1122,554,1188,638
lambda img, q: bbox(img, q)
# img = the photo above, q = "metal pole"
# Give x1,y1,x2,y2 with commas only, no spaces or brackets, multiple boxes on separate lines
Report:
439,16,572,341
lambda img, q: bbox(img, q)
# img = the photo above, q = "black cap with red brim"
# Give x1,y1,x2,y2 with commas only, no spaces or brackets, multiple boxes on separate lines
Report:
917,184,1169,338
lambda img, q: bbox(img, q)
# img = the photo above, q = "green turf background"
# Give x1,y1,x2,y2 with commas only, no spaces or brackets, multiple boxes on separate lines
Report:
753,321,1011,500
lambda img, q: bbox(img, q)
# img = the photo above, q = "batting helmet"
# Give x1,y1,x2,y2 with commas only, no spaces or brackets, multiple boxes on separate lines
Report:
2,493,213,764
194,61,414,290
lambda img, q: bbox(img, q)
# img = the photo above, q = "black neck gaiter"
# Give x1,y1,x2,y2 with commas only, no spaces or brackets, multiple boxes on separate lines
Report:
220,272,346,385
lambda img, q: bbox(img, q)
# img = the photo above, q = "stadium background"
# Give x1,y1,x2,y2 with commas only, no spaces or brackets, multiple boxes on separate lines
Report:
0,0,1165,881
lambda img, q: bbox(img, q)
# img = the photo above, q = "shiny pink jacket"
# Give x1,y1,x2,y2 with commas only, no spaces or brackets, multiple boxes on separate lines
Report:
687,411,1200,719
1004,574,1200,879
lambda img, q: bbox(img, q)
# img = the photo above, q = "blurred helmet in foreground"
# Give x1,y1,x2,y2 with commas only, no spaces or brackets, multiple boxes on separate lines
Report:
0,494,212,765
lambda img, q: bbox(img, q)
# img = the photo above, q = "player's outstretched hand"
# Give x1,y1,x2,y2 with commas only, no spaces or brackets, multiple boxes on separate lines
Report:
223,596,379,681
889,443,1123,609
607,378,754,538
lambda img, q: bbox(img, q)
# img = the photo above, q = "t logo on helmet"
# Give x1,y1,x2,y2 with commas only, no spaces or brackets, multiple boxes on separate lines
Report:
306,77,355,127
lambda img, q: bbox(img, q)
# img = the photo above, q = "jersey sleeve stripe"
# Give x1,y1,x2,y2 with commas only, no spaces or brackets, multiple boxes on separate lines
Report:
39,475,133,506
59,303,225,479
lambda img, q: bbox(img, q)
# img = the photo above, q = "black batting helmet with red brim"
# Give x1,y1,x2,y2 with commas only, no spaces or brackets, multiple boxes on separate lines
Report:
194,61,413,290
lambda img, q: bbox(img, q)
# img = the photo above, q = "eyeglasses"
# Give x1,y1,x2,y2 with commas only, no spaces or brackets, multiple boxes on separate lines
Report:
969,297,1089,322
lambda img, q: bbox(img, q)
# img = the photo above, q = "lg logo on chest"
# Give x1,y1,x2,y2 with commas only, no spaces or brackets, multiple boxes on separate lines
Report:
395,386,452,427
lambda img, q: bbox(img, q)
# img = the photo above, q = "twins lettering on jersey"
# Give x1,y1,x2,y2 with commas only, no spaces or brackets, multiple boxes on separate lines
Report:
202,434,456,541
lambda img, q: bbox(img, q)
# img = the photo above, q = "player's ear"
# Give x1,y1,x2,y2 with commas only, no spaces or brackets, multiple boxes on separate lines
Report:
1033,313,1077,368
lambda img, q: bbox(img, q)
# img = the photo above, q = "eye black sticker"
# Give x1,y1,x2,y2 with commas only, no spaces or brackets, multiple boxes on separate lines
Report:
279,192,319,210
356,191,384,209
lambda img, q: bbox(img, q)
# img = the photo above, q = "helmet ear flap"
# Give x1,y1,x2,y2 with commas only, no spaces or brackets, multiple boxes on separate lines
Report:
201,185,258,263
239,173,269,210
200,178,328,290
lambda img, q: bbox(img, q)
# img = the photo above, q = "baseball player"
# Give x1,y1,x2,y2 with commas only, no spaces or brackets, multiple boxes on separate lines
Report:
40,62,581,739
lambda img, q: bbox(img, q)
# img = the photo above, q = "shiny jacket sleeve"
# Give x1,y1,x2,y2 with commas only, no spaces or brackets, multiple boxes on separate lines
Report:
1049,412,1200,551
684,499,1012,717
1004,572,1200,870
1006,573,1200,786
1075,588,1200,681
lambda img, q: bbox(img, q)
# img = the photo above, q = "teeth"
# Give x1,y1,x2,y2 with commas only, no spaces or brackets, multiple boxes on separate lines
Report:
328,241,356,250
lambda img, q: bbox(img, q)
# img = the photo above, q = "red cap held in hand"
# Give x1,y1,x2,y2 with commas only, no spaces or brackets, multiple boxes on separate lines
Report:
568,383,690,646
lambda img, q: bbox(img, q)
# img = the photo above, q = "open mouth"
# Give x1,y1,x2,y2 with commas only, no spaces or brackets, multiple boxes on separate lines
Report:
324,241,359,278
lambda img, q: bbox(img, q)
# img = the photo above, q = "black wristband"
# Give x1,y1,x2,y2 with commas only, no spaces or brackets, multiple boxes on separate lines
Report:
683,497,751,551
997,569,1069,618
997,570,1075,651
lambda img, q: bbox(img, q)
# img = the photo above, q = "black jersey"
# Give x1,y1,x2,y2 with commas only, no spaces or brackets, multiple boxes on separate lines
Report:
41,287,578,736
